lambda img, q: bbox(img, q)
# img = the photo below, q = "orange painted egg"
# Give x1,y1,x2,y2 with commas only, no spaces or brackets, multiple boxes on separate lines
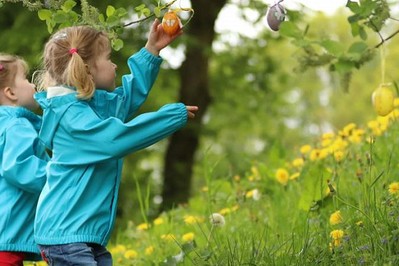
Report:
162,11,181,36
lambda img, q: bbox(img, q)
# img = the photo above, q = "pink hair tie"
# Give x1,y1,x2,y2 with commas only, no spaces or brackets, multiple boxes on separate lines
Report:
69,48,78,55
0,64,4,71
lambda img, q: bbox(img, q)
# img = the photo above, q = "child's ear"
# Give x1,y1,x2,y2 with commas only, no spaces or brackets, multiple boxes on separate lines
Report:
3,87,17,101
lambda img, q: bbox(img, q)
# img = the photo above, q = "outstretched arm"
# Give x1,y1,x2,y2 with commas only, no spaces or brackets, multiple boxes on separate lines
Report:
56,103,198,165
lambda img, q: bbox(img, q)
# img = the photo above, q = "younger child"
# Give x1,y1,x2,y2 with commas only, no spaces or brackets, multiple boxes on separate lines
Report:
0,54,49,265
34,20,198,265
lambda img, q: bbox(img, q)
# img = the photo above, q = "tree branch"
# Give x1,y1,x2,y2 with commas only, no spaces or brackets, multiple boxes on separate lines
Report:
375,28,399,48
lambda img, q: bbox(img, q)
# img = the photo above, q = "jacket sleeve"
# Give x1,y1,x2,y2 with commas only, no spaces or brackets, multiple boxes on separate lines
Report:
2,120,48,193
114,48,163,119
58,103,187,165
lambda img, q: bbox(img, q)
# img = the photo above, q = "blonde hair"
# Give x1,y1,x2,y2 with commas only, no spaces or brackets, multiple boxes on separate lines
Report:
37,26,110,100
0,53,29,89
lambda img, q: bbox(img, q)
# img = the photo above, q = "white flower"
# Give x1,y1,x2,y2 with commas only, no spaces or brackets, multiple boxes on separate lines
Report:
209,213,225,227
252,189,261,201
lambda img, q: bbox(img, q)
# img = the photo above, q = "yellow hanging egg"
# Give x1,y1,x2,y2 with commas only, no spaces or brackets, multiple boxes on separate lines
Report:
162,11,181,36
372,84,394,116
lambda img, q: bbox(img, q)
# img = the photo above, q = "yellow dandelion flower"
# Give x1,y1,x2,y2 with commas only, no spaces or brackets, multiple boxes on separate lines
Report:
276,168,289,186
233,175,240,182
321,138,333,148
124,249,138,259
388,182,399,195
330,229,344,240
394,98,399,107
333,150,344,162
231,205,239,212
322,132,335,140
292,158,304,168
289,172,300,180
348,129,364,143
367,120,379,130
145,246,154,256
342,123,356,136
182,232,195,242
110,244,126,254
184,215,198,225
161,234,175,241
245,189,261,200
300,145,312,154
136,223,150,231
251,166,260,180
310,149,321,161
332,239,342,247
219,208,231,215
392,109,399,118
153,217,164,225
329,210,343,225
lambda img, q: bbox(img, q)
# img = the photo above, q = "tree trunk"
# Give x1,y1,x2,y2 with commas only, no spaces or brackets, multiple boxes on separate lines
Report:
161,0,227,211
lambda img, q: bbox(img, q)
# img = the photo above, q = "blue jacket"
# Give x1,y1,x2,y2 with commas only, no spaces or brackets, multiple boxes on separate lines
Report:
33,48,188,246
0,106,49,255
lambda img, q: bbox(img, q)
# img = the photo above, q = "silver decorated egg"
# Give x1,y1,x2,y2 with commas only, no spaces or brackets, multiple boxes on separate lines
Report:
266,3,286,31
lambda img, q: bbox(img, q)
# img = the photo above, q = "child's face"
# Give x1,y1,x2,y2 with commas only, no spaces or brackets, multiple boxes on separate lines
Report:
90,47,117,91
12,64,38,111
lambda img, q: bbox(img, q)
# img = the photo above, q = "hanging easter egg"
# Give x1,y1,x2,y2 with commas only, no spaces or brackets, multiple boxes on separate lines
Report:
371,84,395,116
162,11,181,36
266,3,286,31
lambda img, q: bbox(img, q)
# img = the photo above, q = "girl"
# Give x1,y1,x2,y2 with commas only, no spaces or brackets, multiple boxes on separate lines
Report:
34,20,198,265
0,54,49,265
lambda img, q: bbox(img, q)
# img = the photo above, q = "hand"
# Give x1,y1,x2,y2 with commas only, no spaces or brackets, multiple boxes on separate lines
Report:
186,106,198,119
145,19,183,56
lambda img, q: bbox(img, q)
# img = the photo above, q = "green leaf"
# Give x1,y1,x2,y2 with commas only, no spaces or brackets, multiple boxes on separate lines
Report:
134,4,146,11
334,58,355,74
279,21,303,39
348,41,368,54
116,8,127,18
349,21,360,37
61,0,76,12
320,40,345,57
98,13,105,23
346,1,360,12
111,38,124,51
142,8,151,17
154,6,161,18
38,9,52,21
53,12,68,23
106,5,115,17
359,26,368,40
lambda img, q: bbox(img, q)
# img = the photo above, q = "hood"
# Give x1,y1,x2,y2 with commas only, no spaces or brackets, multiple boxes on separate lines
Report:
34,91,77,149
0,106,42,132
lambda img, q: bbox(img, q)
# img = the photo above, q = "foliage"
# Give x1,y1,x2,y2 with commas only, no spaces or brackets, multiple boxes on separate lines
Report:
279,0,398,91
0,0,180,50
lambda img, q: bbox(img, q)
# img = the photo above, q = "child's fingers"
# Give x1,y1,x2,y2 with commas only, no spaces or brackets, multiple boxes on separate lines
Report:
152,19,160,31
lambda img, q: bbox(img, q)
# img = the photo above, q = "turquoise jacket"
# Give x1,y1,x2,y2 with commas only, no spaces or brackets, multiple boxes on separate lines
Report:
0,106,49,256
33,48,188,246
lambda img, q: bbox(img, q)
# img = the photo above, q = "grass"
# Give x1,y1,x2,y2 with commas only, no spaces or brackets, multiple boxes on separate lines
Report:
26,106,399,265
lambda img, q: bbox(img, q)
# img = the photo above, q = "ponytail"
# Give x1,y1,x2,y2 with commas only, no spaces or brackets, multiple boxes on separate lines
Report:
65,51,95,100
